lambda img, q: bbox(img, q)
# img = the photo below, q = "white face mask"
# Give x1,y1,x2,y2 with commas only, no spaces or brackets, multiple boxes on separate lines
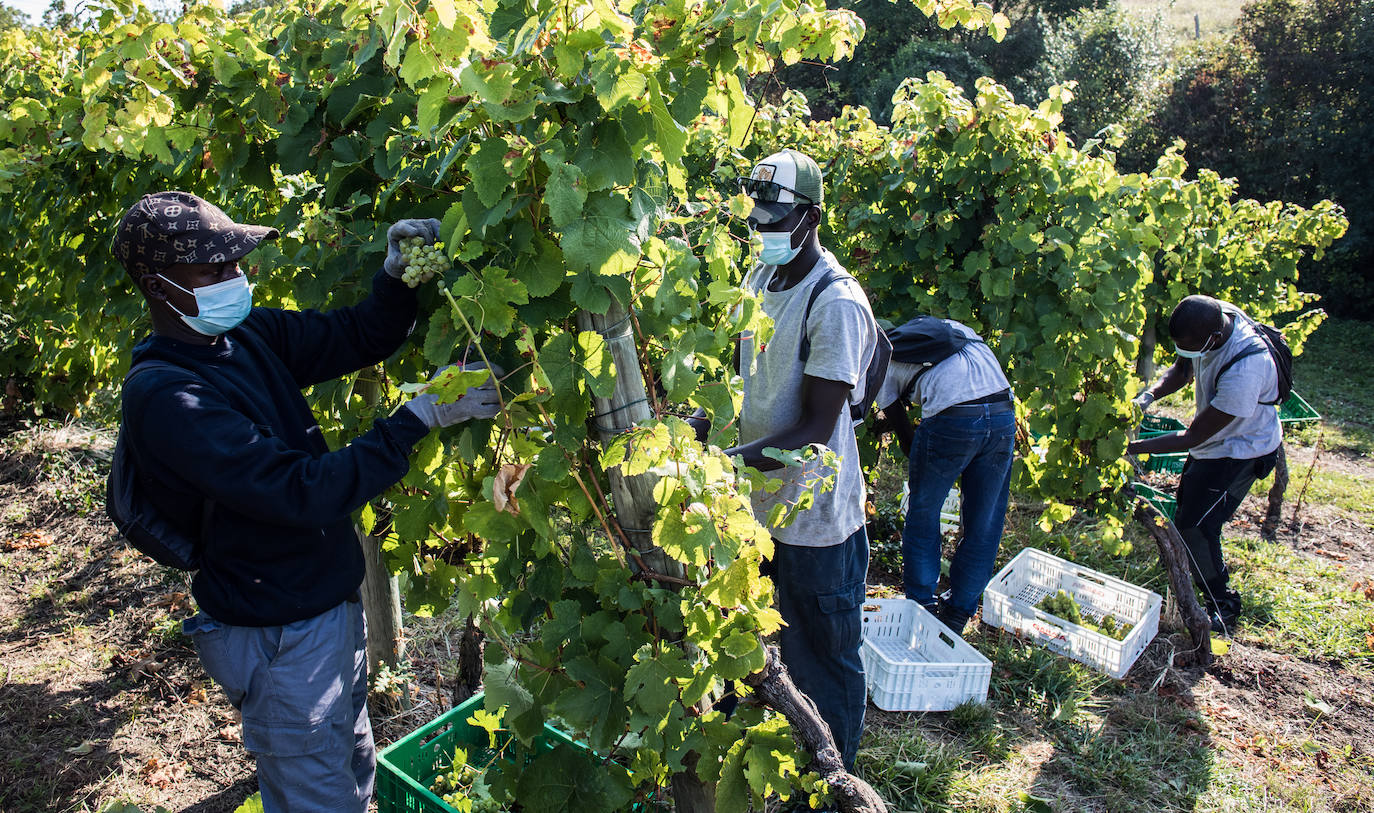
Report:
157,273,253,336
1174,331,1220,359
754,210,809,266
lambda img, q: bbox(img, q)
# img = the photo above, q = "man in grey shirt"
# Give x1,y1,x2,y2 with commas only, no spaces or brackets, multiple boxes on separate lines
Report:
873,317,1014,635
1129,295,1282,634
718,148,878,774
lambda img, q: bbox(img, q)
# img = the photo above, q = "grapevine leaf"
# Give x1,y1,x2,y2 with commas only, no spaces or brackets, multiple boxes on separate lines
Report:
467,136,515,208
573,120,635,191
422,310,462,366
544,160,588,228
576,330,616,398
558,655,626,748
624,644,686,715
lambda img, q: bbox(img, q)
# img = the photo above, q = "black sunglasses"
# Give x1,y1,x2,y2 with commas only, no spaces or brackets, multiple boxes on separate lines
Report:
737,177,814,205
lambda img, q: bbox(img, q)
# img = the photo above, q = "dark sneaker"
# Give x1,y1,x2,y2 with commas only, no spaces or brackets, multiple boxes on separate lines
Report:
1209,610,1239,637
935,604,971,636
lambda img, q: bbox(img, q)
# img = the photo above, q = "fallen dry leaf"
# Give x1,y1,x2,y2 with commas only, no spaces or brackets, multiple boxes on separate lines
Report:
217,725,242,743
151,591,194,613
125,655,164,679
140,756,186,789
493,463,531,515
1351,580,1374,601
4,530,54,551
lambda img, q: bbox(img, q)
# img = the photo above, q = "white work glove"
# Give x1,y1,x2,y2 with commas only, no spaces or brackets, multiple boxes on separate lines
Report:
384,218,442,279
1132,390,1156,412
403,361,505,429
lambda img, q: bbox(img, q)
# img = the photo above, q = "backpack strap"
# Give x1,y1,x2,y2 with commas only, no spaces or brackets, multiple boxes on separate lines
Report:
118,359,216,543
1210,346,1268,399
124,359,181,386
797,268,850,362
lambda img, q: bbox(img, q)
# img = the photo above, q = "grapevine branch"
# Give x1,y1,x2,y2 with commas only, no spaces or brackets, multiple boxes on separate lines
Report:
1132,497,1213,668
743,646,887,813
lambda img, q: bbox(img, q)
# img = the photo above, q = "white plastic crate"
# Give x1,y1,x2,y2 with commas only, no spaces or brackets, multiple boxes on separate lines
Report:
982,548,1162,680
860,599,992,712
899,484,961,535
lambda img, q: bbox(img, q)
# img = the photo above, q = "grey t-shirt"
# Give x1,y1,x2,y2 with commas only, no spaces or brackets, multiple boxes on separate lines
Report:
874,320,1009,417
738,249,878,548
1192,305,1282,460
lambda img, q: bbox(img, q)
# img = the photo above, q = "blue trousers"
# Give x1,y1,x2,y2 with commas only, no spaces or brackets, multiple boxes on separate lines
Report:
763,527,869,771
902,407,1015,624
185,600,374,812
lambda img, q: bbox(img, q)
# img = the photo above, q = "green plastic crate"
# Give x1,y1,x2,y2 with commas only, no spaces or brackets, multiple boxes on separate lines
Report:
1133,482,1177,521
1134,416,1187,473
1138,414,1186,437
377,692,584,813
1279,391,1321,425
1143,451,1186,474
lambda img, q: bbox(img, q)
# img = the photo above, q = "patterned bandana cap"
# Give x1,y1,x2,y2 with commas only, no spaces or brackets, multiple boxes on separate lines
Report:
113,191,279,276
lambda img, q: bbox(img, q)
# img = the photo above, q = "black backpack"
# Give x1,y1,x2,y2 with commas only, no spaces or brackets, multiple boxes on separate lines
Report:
885,315,986,403
106,361,211,571
1211,316,1293,406
798,269,893,422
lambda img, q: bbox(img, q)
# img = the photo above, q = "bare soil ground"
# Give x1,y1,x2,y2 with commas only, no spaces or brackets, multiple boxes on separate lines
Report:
0,422,256,812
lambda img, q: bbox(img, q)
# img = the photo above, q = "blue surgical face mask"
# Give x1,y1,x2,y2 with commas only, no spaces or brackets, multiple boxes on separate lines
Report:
1174,331,1219,359
755,210,809,266
157,272,253,336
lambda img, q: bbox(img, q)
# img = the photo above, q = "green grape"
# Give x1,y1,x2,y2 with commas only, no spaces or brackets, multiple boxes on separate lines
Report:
1036,589,1082,625
429,746,506,812
1036,591,1135,640
397,237,452,288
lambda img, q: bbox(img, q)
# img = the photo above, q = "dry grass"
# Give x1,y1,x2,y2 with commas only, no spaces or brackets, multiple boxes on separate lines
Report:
1121,0,1247,41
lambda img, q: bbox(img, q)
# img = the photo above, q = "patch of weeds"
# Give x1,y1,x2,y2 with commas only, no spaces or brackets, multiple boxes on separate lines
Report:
1041,693,1214,811
372,659,416,705
981,633,1110,726
148,613,184,644
1288,468,1374,517
855,721,970,811
944,700,1010,760
1227,537,1374,660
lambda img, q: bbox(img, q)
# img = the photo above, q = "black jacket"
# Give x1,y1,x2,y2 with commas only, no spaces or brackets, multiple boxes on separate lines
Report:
121,270,429,626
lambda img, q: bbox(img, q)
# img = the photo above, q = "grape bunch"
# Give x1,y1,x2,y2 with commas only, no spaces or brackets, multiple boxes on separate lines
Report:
1036,589,1083,625
1035,589,1134,640
429,747,504,812
398,236,451,288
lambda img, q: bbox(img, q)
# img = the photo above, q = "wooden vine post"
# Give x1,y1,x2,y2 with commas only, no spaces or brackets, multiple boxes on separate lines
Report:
577,302,888,813
353,368,406,684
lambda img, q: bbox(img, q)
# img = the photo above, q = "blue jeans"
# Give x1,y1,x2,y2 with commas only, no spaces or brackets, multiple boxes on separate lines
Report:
902,407,1015,623
184,600,374,812
763,527,868,771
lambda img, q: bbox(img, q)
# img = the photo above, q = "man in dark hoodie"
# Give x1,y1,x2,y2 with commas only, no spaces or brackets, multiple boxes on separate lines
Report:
112,191,498,811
